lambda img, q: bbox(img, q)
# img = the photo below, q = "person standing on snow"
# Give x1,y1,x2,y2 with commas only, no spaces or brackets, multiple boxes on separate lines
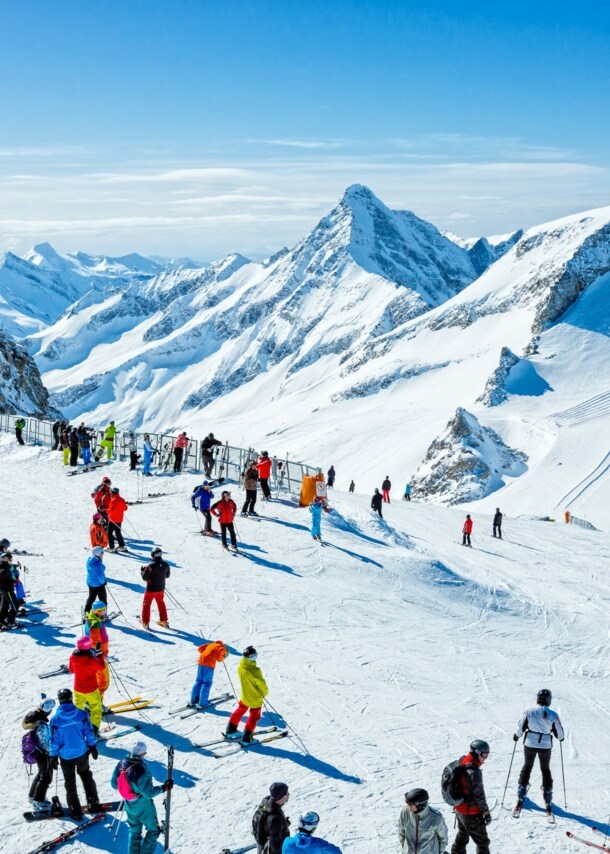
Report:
514,688,564,814
188,639,228,710
99,420,116,460
371,488,383,518
49,687,100,820
91,476,112,520
226,646,268,744
69,427,79,467
211,490,238,551
84,546,107,613
242,461,260,516
83,600,111,701
327,466,336,488
253,781,290,854
110,740,173,854
140,547,171,629
398,788,448,854
52,420,62,451
310,497,323,541
404,483,411,501
21,696,56,814
15,416,26,445
173,431,189,472
462,515,473,547
348,480,355,493
142,434,156,476
90,513,108,550
60,424,71,465
77,424,92,465
192,481,216,534
382,476,392,503
256,451,273,500
201,432,222,476
0,551,18,629
107,486,128,552
127,431,138,470
69,636,106,734
283,811,342,853
450,740,492,854
492,509,503,539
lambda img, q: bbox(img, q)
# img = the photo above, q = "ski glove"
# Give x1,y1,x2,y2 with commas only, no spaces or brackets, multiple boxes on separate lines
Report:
482,810,492,825
89,746,98,760
162,779,174,792
513,734,520,742
50,756,59,770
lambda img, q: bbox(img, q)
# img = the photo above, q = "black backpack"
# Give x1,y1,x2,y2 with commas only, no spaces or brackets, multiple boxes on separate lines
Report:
441,758,466,806
252,798,270,845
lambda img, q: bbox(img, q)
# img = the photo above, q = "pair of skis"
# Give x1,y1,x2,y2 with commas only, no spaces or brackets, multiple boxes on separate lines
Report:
195,727,289,756
567,828,610,851
169,692,233,718
98,723,141,742
104,695,154,713
24,801,121,823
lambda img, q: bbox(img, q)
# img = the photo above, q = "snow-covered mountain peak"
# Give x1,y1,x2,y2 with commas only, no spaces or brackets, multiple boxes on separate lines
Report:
23,242,64,270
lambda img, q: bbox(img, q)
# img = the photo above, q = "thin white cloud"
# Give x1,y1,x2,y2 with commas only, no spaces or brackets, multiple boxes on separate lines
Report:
262,139,346,149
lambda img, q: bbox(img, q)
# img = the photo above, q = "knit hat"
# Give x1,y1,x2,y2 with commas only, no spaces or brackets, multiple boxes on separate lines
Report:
131,741,147,757
269,782,289,800
77,636,92,651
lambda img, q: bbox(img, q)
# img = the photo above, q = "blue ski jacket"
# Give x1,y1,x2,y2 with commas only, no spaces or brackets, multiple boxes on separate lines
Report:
86,555,106,587
49,703,96,760
283,833,342,853
192,486,214,511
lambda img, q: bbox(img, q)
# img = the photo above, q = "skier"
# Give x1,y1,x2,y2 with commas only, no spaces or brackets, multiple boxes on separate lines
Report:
69,636,106,734
404,483,411,501
100,420,116,460
84,546,108,614
513,688,564,815
107,486,128,552
348,480,355,493
371,488,383,518
49,687,100,820
382,476,391,503
127,431,139,470
0,550,18,629
92,476,112,518
173,431,189,472
283,811,342,852
60,424,71,465
310,496,323,541
192,480,216,534
22,696,56,814
252,781,290,854
52,420,62,451
242,461,259,516
256,451,273,500
450,740,492,854
211,490,238,551
77,424,92,465
142,433,156,476
201,432,222,476
462,515,473,547
398,788,448,854
140,547,170,629
69,427,79,467
15,415,26,445
327,466,336,488
188,639,228,709
225,646,268,744
90,513,108,550
83,600,110,700
110,740,173,854
492,509,502,539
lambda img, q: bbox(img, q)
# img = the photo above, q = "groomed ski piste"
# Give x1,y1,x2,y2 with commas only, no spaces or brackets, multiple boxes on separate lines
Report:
0,435,608,853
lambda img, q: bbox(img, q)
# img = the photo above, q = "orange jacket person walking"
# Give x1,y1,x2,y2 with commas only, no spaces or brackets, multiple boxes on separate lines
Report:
89,514,108,550
107,488,128,553
462,514,473,547
225,646,268,744
188,640,228,710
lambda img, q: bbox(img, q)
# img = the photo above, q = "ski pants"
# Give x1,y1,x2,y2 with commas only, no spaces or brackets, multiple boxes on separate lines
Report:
82,447,91,464
143,451,153,475
382,489,390,503
70,446,79,467
311,518,321,538
200,509,213,532
202,452,214,476
404,493,411,501
63,447,70,465
130,451,138,470
190,664,214,706
492,524,502,538
74,688,103,732
259,477,271,499
97,660,110,698
142,590,168,625
107,521,125,549
451,813,490,854
52,434,60,450
84,584,107,615
29,753,53,802
242,489,257,513
173,447,184,472
60,751,98,813
125,800,160,854
518,746,553,790
462,533,471,546
228,701,262,734
15,427,24,445
101,439,114,459
0,589,17,626
220,522,237,548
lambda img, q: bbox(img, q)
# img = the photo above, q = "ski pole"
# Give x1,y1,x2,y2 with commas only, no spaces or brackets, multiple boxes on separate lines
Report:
107,660,154,724
106,586,126,622
559,739,567,808
501,739,518,808
111,800,124,839
263,698,309,754
165,588,188,615
222,660,238,698
123,515,142,540
193,508,205,535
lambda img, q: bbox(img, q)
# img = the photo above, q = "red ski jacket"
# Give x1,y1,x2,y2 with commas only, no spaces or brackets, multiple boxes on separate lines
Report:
211,498,237,524
462,518,473,534
107,495,128,524
92,485,111,512
256,457,272,479
69,651,106,694
455,753,489,815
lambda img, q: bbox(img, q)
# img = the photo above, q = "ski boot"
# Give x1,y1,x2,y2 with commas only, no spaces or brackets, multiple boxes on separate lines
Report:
157,620,170,628
249,510,259,517
240,512,249,517
542,786,553,819
116,546,128,553
51,796,64,817
69,804,83,821
241,729,255,745
32,800,52,815
225,722,238,738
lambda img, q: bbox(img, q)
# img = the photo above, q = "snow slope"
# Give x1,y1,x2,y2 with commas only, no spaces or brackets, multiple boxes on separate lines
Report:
0,438,608,853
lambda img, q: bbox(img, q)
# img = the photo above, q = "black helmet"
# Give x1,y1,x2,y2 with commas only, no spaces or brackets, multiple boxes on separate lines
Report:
261,450,269,456
537,688,552,706
405,788,429,812
151,548,162,558
470,739,490,756
111,487,119,494
57,688,73,704
0,538,10,549
243,645,257,659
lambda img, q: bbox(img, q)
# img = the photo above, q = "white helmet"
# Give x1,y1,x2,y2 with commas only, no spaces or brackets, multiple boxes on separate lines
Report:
298,811,320,832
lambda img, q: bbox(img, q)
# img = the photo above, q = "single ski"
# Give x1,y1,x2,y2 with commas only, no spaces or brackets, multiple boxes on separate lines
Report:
215,730,289,757
220,845,257,854
98,724,140,742
178,693,233,719
38,664,69,679
195,726,277,749
13,549,44,556
512,802,523,818
105,695,153,712
164,746,174,852
169,692,232,716
566,831,610,851
25,812,106,853
24,801,121,821
66,462,111,477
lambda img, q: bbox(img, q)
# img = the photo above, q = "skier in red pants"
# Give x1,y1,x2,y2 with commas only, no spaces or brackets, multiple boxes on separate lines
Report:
140,548,170,629
382,476,391,503
225,646,268,745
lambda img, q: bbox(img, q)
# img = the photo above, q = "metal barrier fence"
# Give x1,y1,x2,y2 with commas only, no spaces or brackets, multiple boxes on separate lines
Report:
567,513,599,532
0,413,320,494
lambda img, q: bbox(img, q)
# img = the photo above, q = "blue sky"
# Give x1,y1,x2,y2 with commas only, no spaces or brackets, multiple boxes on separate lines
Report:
1,1,609,257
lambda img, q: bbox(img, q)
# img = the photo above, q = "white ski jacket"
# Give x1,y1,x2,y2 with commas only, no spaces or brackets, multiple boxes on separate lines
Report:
398,804,448,854
516,705,564,749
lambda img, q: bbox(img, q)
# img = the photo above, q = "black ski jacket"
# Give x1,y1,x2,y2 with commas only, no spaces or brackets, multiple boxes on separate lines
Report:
371,493,383,512
262,797,290,854
141,559,170,592
493,511,503,525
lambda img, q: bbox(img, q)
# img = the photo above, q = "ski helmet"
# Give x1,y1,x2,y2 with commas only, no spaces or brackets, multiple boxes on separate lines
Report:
131,740,147,757
298,811,320,832
91,599,106,613
77,636,92,651
92,513,103,523
243,645,257,660
39,697,56,714
261,450,269,457
102,476,111,485
537,688,552,706
111,487,119,494
92,546,104,558
0,538,10,549
151,547,163,558
405,788,429,812
470,739,490,756
57,688,73,703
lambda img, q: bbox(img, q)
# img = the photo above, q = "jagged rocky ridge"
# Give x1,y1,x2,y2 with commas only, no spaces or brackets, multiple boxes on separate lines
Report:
0,331,61,418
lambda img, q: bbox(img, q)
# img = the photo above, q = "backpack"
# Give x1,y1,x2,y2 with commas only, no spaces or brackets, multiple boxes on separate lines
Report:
252,798,270,845
22,730,40,765
441,758,466,806
116,761,138,801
